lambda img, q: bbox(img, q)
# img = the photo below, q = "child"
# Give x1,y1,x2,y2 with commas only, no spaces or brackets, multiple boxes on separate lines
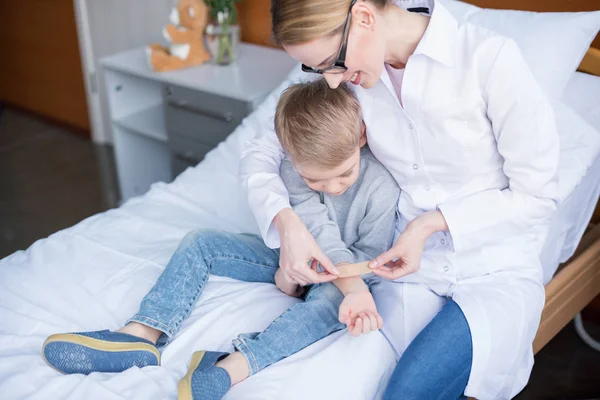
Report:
42,79,400,400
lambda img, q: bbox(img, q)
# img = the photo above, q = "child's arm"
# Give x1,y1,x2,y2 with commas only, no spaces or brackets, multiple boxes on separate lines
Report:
334,263,382,336
333,274,368,294
280,158,355,266
350,174,400,264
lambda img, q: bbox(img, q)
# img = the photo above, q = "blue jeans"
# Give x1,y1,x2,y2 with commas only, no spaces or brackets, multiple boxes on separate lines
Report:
383,300,473,400
128,229,346,375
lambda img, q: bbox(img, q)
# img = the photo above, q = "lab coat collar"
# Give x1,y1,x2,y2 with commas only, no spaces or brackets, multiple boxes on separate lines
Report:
412,0,458,68
374,0,458,108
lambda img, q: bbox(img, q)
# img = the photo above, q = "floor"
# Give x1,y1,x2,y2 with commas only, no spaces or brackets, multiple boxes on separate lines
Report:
1,107,599,399
0,107,118,257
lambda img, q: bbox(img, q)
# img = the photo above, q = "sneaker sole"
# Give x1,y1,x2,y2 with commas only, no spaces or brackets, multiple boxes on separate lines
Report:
42,333,161,374
178,350,206,400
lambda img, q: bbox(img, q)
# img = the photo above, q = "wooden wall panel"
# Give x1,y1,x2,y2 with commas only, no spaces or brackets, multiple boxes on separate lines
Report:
0,1,90,133
237,0,277,48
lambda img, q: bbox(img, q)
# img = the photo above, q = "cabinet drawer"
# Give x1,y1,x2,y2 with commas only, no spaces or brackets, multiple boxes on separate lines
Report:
164,84,250,145
168,133,215,165
165,104,235,146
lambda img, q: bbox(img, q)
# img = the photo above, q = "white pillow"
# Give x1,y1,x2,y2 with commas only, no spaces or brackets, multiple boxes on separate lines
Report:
439,0,600,100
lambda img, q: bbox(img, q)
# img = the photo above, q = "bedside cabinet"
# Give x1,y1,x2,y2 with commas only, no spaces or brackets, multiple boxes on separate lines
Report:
163,83,252,176
101,43,296,202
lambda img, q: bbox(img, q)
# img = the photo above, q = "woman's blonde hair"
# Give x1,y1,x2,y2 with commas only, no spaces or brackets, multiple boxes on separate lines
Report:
271,0,390,45
275,79,362,170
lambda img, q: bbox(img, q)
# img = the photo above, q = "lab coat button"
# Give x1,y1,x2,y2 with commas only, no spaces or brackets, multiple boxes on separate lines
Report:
441,239,446,245
413,164,419,170
443,265,450,272
408,123,414,130
425,185,431,191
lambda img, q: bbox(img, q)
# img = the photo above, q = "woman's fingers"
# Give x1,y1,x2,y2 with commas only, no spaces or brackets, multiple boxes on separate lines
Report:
369,249,397,269
314,248,340,276
289,264,325,284
290,273,308,287
291,261,337,284
371,265,397,280
310,259,319,272
371,261,414,280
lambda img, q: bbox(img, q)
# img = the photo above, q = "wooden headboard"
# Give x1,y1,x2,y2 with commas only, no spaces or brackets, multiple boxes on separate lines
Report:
236,0,600,50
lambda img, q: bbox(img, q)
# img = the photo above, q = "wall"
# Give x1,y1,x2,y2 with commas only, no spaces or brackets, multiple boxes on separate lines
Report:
0,1,90,134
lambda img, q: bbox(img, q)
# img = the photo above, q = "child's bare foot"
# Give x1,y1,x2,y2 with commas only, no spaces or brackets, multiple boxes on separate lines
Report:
275,269,305,297
117,322,162,344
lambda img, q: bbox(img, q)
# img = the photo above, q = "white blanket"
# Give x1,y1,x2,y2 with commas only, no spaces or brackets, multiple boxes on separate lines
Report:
1,72,599,399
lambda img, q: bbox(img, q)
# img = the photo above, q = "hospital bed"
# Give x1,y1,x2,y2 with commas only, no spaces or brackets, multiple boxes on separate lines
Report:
1,12,600,400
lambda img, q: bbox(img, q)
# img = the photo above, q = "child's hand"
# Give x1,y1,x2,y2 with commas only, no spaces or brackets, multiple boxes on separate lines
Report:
338,290,383,337
275,268,305,298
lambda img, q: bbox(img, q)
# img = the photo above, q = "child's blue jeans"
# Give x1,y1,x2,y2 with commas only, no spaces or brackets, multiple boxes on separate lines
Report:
129,229,350,375
129,228,473,398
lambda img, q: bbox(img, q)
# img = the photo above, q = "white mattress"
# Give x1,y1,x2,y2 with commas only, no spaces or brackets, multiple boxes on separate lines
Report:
540,72,600,283
0,71,599,400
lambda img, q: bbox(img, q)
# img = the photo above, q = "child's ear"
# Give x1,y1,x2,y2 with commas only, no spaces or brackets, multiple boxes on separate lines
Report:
359,122,367,147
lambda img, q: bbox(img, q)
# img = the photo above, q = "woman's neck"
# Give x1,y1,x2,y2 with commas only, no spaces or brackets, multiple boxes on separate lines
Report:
382,7,430,69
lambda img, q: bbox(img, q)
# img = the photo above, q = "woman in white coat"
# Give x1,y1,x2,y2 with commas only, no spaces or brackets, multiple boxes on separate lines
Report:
240,0,559,398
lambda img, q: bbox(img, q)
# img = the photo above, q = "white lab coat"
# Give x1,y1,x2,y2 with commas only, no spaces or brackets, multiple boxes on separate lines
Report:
239,1,559,399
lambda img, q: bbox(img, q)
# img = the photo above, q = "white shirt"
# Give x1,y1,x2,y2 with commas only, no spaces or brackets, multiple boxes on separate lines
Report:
239,1,559,255
239,1,559,398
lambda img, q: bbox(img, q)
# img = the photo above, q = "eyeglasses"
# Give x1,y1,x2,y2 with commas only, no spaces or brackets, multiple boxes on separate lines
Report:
301,0,358,75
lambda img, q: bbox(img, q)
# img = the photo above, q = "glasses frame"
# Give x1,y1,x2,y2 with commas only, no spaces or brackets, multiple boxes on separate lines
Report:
301,0,358,75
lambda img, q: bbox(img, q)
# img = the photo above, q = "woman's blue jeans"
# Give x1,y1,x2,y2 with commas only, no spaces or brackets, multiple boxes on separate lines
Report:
383,299,473,400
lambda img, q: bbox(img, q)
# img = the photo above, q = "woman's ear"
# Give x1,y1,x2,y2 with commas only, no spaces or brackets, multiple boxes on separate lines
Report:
352,3,377,30
359,122,367,147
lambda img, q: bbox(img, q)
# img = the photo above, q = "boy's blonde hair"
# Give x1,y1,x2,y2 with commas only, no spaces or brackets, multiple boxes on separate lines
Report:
274,79,362,170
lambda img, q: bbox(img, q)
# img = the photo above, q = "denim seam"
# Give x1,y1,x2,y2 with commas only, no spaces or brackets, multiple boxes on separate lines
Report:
232,336,259,375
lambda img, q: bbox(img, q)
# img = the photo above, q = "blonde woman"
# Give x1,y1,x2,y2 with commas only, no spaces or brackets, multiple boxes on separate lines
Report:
240,0,558,399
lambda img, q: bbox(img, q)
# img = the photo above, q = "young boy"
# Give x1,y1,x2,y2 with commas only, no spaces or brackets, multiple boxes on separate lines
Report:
42,79,400,400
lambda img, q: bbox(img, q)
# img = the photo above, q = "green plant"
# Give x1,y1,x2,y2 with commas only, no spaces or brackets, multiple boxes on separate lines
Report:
205,0,240,64
205,0,240,24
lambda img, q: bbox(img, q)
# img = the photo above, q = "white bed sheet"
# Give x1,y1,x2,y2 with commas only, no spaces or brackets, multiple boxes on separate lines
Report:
0,71,599,400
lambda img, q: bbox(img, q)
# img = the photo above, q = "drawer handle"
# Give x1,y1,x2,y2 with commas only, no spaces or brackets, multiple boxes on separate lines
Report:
175,151,200,164
168,100,233,123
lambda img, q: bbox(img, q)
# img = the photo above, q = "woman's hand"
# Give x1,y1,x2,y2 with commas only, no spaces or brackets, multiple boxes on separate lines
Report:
275,208,339,286
369,211,448,280
338,289,383,337
274,268,305,297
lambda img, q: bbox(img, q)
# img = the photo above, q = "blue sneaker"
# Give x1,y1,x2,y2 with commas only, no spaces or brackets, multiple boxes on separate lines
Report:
178,351,231,400
42,330,160,374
